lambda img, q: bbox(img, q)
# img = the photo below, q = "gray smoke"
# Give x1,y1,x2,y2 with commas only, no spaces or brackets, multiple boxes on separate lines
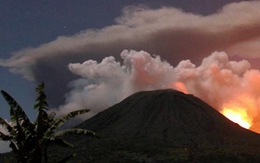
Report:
1,2,260,106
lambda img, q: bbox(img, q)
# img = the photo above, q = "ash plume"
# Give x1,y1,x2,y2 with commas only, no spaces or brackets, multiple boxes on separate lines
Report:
1,2,260,106
58,50,260,133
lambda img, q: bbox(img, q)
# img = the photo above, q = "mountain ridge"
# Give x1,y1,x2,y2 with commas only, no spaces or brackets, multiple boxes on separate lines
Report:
79,89,259,143
58,89,260,162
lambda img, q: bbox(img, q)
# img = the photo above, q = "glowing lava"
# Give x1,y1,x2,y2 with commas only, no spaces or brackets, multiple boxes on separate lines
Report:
168,81,254,131
221,107,252,129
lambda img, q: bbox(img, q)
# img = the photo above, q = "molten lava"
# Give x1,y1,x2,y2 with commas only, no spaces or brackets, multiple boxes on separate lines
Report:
221,107,252,129
168,82,255,131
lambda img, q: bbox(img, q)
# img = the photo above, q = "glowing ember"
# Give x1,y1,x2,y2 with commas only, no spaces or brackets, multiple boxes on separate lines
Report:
221,107,252,129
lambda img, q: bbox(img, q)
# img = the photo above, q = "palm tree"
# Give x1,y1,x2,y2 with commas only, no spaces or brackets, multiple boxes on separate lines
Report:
0,83,97,163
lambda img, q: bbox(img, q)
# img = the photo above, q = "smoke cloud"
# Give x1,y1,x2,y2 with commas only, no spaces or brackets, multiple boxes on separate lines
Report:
1,49,259,152
57,50,175,118
1,2,260,106
57,49,260,133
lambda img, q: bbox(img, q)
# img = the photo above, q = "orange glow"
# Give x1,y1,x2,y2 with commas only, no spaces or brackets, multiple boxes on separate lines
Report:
170,82,188,94
221,107,252,129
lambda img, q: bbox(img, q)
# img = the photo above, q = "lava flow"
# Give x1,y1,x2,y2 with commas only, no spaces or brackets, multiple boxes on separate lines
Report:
221,107,252,129
169,81,254,131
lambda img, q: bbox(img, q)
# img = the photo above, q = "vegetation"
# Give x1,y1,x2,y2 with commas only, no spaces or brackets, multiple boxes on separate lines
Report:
2,88,260,162
0,83,97,163
63,89,260,162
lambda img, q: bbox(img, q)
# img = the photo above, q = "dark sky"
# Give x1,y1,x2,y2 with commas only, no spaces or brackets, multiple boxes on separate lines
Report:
0,0,245,57
0,0,251,118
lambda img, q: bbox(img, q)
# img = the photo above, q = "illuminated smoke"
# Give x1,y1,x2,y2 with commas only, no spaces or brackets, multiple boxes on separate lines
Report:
57,50,260,133
2,1,260,106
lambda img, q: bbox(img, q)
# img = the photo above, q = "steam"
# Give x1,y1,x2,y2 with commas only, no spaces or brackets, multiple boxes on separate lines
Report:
2,2,260,106
58,50,175,118
58,50,260,133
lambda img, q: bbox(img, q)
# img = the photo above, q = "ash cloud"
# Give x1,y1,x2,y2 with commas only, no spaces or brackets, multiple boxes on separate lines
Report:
58,50,175,118
59,50,260,133
1,2,260,106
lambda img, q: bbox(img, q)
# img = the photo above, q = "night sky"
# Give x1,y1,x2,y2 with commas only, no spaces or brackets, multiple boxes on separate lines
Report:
0,0,246,118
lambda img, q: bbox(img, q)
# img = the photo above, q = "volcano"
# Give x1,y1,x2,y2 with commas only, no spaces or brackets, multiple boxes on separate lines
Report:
57,90,260,162
80,89,258,141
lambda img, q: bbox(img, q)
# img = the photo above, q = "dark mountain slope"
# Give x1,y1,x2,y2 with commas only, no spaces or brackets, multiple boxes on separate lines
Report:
54,89,260,162
79,89,259,144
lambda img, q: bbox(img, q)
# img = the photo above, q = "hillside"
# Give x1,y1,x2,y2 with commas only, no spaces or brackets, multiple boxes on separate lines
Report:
79,89,259,143
3,89,260,162
66,89,260,162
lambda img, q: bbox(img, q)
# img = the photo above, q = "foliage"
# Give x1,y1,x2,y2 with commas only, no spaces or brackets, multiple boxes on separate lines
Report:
0,83,97,163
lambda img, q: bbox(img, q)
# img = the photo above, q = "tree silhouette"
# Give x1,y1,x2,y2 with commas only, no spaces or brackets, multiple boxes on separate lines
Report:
0,83,97,163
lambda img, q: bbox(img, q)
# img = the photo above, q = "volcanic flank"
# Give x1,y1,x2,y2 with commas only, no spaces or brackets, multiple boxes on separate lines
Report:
57,89,260,162
80,89,259,141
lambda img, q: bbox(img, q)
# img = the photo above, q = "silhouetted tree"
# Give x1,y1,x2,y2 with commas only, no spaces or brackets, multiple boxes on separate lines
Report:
0,83,97,163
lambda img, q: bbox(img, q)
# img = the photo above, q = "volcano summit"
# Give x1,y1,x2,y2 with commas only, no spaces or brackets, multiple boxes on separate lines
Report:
55,90,260,162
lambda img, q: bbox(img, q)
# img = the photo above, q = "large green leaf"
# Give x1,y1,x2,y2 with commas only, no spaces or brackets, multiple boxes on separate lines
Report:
36,109,50,138
34,83,52,140
0,117,13,133
49,109,90,131
34,83,48,111
1,91,27,152
1,90,32,128
0,83,97,162
9,140,19,154
0,131,12,141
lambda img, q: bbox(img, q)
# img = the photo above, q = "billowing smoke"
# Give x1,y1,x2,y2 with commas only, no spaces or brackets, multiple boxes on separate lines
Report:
57,49,260,133
2,2,260,106
57,50,175,118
